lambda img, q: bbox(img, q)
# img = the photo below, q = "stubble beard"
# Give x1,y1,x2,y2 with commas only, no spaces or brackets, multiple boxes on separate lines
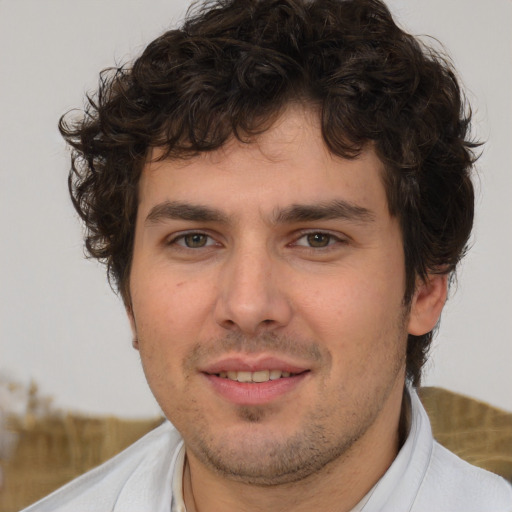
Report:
187,403,371,486
177,326,407,487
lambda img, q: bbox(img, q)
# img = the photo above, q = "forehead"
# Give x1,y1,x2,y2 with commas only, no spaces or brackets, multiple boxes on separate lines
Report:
139,106,389,219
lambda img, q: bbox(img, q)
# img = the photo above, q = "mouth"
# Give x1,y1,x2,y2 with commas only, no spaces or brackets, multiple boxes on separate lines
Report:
211,369,305,383
201,358,311,405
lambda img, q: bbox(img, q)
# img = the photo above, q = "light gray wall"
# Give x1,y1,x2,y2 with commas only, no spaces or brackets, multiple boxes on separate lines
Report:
1,0,510,417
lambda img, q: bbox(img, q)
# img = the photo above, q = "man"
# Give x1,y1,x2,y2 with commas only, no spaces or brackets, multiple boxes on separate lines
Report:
23,0,512,510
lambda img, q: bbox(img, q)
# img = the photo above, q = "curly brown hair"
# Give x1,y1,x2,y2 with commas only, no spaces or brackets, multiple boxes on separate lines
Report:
60,0,477,387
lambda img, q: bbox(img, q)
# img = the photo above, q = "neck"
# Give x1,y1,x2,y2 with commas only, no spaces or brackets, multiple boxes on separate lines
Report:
183,382,407,512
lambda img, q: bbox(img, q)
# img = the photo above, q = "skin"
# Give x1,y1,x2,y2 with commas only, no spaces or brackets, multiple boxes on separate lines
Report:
128,106,447,512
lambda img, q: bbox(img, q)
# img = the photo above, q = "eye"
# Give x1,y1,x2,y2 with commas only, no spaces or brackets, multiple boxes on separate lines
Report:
172,232,216,248
295,232,338,248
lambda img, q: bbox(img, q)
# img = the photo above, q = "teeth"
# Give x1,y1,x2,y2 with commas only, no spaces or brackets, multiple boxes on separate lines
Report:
236,371,252,383
217,370,295,383
252,370,269,383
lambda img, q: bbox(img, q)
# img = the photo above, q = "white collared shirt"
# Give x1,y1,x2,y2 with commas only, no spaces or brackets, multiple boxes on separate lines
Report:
169,443,376,511
23,387,512,512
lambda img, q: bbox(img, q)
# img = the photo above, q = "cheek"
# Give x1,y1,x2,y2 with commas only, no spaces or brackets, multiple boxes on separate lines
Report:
134,267,210,318
130,273,212,362
297,270,406,373
300,270,402,332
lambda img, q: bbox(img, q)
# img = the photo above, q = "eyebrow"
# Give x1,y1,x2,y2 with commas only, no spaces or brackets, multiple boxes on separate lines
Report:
272,200,375,224
144,199,375,226
145,201,230,225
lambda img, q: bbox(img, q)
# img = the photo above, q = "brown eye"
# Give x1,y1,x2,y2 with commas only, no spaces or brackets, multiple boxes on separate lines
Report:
306,233,331,247
182,233,209,248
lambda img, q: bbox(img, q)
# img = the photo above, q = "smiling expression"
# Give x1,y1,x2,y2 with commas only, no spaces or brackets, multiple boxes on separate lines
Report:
128,106,419,485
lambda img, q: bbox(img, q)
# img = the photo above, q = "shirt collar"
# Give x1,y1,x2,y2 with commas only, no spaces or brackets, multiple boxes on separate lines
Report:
170,384,431,512
360,385,434,511
171,443,187,512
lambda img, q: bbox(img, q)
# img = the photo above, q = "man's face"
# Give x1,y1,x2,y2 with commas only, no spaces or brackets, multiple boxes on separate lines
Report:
129,107,413,485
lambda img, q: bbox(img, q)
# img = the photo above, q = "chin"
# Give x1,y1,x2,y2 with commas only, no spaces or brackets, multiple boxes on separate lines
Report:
185,415,363,486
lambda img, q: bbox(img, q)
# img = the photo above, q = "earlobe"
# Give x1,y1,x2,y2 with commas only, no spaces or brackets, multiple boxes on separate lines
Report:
408,273,448,336
126,306,140,351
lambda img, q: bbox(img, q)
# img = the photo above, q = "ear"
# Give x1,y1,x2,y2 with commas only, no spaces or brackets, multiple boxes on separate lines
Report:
408,273,448,336
126,305,140,351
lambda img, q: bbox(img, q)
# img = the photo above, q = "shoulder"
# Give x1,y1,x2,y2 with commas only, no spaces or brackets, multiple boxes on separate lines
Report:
413,440,512,512
20,421,182,512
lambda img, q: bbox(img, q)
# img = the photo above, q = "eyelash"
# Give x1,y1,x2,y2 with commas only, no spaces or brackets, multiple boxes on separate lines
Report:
167,231,219,249
291,230,348,250
166,230,347,251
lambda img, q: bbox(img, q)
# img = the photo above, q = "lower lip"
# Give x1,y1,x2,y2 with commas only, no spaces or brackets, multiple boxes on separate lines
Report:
204,373,309,405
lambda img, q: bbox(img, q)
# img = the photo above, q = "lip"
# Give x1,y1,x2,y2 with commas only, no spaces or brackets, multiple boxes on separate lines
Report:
200,355,309,375
200,355,311,406
204,372,309,405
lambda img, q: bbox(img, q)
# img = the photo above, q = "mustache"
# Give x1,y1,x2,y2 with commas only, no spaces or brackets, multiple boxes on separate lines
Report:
183,332,330,372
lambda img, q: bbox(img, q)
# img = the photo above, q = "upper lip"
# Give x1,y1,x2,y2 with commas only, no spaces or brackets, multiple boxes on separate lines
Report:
200,355,310,374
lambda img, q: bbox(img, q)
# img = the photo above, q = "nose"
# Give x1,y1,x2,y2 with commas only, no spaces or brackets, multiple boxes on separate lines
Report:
213,244,293,335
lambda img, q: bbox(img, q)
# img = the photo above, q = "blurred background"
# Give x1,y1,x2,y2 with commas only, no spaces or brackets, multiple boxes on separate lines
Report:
1,0,511,421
